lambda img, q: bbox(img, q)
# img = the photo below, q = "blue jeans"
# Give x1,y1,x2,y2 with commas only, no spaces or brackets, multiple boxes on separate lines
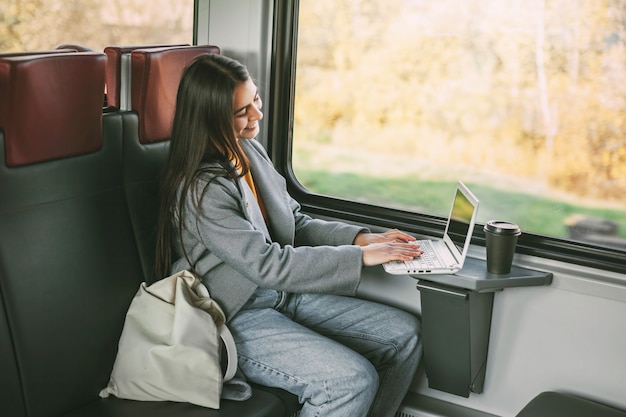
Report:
228,289,422,417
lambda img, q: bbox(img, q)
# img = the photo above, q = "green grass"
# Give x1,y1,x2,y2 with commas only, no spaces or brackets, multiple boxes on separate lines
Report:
296,170,626,239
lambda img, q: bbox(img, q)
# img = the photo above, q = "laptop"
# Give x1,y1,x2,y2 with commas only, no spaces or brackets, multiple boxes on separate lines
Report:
383,181,479,275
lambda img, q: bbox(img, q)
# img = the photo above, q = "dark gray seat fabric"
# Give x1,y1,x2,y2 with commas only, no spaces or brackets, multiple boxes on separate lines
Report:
517,392,626,417
0,293,25,417
0,51,299,417
120,111,169,284
61,388,288,417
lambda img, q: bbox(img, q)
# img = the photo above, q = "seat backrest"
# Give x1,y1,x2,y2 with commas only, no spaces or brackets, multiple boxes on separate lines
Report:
120,45,219,283
0,52,144,417
121,110,170,284
0,52,99,417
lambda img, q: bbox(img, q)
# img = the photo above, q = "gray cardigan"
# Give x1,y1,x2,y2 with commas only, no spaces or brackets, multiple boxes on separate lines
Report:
171,139,368,321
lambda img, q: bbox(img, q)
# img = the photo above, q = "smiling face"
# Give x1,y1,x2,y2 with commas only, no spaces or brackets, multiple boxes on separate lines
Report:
233,78,263,140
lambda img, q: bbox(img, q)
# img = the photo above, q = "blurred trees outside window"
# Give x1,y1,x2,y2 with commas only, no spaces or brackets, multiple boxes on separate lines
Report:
293,0,626,246
0,0,193,52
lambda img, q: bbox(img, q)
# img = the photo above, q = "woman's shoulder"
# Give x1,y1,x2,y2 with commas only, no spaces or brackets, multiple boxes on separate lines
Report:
193,163,238,188
241,138,270,160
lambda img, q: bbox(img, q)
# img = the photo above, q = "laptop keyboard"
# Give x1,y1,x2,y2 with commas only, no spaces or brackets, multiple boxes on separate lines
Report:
383,238,458,274
406,240,445,269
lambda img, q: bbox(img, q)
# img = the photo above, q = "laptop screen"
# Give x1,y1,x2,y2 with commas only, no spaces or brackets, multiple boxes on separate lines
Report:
446,185,477,253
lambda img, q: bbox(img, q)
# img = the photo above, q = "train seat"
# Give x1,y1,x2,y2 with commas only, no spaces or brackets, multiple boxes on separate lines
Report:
517,392,626,417
0,51,138,417
0,50,299,417
117,44,301,415
114,44,220,289
115,43,303,414
116,43,221,285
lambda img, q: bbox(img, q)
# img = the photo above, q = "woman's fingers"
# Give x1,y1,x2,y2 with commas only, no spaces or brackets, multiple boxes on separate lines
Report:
361,241,423,266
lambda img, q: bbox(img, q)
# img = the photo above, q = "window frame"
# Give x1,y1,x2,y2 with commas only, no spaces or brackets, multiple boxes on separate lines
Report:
268,0,626,275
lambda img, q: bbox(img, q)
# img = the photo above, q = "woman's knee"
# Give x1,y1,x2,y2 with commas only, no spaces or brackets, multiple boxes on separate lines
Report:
396,307,421,330
386,308,421,346
307,353,379,409
341,353,379,388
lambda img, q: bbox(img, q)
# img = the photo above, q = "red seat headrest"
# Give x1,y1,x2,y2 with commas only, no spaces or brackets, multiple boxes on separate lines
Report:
0,52,106,166
130,45,220,144
103,44,190,109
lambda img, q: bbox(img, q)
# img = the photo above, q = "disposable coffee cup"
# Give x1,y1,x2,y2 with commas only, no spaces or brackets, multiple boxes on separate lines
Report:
483,220,521,274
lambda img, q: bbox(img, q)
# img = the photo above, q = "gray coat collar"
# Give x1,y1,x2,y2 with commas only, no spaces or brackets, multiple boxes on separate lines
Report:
240,139,295,246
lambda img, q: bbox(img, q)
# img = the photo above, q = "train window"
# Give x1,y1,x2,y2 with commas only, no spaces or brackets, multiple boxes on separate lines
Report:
0,0,193,52
292,0,626,253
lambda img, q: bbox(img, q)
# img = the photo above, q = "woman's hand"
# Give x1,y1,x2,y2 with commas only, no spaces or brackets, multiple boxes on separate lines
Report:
355,229,423,266
361,241,423,266
353,229,416,246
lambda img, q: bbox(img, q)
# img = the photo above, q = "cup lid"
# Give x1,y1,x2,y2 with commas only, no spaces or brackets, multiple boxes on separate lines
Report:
484,220,521,235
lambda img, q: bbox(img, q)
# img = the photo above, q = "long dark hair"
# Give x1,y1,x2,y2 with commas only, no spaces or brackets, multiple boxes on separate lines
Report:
155,54,251,279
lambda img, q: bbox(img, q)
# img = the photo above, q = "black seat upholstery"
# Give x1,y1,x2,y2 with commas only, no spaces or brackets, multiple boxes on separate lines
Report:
0,292,25,417
62,392,288,417
120,111,169,283
0,50,299,417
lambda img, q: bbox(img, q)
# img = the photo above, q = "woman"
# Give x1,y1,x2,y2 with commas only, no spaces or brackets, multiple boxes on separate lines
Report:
155,53,423,417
